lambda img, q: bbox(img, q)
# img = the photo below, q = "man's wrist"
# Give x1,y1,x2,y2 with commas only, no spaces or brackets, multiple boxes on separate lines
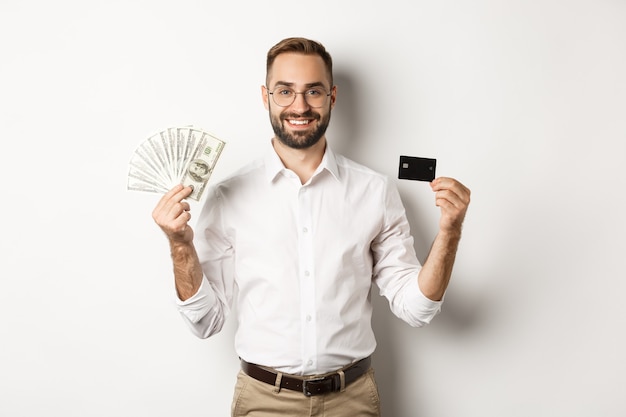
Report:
438,227,462,242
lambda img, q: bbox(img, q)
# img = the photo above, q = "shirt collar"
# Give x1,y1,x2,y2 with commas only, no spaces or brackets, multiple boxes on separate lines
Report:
264,139,340,183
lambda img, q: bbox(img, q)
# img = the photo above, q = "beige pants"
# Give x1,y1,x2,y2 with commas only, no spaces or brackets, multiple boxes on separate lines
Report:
231,368,381,417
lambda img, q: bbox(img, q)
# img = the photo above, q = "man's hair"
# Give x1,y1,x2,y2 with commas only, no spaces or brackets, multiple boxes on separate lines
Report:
266,37,333,87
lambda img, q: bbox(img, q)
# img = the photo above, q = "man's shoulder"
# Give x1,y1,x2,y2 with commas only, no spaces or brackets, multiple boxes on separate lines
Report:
214,157,265,187
334,153,389,183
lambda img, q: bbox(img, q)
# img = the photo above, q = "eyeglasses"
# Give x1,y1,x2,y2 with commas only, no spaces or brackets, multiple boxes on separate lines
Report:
267,86,331,108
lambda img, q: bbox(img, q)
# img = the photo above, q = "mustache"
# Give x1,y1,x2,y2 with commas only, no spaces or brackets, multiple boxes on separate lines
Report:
280,111,319,120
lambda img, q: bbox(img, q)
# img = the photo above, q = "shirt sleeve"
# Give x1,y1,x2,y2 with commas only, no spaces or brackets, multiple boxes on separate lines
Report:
398,277,444,326
371,177,444,327
175,276,217,323
173,185,235,338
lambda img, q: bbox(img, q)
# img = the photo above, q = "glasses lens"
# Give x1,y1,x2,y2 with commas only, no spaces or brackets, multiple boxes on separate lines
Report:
304,88,328,107
270,87,329,107
272,87,295,106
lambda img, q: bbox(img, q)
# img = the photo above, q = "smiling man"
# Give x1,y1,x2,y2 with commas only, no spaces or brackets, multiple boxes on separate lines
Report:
152,37,470,417
266,52,334,150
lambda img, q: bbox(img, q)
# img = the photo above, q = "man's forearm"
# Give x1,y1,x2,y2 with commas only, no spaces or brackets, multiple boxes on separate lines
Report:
170,240,204,301
417,230,462,301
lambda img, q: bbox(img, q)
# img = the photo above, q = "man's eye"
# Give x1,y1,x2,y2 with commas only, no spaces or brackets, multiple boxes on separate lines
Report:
306,89,323,96
277,89,293,96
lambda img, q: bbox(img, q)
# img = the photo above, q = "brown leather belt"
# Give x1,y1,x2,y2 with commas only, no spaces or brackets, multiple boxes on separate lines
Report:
241,356,371,397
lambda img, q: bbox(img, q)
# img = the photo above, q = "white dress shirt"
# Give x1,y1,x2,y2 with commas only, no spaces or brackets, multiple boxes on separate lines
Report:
176,140,443,375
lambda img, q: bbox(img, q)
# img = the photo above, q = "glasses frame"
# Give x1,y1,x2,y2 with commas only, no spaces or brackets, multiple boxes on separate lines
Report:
267,85,332,108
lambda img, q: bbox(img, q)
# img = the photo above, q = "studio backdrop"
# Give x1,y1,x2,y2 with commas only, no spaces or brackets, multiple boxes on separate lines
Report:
1,1,625,416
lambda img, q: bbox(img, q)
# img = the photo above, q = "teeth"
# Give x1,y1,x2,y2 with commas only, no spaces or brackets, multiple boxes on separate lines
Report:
289,120,310,125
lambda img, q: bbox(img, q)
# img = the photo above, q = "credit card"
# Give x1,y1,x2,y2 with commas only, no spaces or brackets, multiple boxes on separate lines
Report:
398,156,436,181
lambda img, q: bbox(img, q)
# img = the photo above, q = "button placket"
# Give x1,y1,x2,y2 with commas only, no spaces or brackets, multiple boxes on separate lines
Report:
297,185,317,373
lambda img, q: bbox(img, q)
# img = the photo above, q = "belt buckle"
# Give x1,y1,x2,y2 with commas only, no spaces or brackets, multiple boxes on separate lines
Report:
302,376,334,397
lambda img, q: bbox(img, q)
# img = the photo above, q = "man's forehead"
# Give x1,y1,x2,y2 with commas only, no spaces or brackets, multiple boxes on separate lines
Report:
268,53,330,87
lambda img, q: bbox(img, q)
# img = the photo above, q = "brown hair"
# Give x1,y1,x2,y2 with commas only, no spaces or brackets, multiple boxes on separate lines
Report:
266,37,333,87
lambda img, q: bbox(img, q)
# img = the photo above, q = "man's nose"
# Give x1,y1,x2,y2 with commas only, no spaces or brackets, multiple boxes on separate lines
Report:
290,92,311,112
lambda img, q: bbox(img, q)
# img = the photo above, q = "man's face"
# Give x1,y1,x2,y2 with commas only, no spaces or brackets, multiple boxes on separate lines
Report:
263,53,336,149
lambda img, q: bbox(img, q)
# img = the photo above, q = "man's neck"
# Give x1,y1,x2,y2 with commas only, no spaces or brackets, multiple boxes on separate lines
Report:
272,137,326,184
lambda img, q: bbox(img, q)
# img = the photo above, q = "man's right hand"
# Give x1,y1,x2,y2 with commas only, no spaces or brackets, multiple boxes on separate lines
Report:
152,184,203,300
152,184,195,244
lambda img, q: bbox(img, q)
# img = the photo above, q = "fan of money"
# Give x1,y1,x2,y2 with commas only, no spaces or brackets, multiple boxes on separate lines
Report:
127,126,226,201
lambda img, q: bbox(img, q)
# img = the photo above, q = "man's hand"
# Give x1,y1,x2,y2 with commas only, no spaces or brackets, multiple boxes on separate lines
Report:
152,184,195,244
430,177,471,234
417,177,470,301
152,184,203,300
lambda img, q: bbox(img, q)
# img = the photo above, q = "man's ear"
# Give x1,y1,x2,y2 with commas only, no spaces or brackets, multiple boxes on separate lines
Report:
261,85,269,110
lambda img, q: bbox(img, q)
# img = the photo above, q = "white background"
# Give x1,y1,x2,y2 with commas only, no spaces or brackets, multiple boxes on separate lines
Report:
1,1,625,416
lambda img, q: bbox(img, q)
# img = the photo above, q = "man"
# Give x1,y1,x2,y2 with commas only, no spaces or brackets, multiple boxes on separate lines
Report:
152,37,470,417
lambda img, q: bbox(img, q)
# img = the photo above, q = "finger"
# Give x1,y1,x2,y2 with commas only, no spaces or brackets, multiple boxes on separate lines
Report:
166,200,191,223
152,185,193,225
153,184,183,216
169,208,192,233
431,178,471,203
434,189,467,210
168,185,194,206
153,185,191,214
157,202,192,236
430,177,465,192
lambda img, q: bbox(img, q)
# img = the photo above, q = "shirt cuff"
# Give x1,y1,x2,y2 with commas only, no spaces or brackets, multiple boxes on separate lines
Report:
174,276,217,324
404,277,444,324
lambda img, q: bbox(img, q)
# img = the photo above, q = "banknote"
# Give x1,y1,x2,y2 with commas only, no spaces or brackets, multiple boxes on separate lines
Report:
181,131,225,201
127,126,225,201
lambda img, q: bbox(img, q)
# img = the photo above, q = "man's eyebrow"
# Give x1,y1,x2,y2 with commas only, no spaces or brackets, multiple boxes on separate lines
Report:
305,81,327,88
272,81,329,89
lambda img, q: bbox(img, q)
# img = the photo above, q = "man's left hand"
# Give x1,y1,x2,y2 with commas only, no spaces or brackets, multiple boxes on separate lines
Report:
430,177,471,234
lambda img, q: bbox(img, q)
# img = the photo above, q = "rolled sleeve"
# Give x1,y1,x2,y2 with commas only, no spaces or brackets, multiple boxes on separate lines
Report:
175,276,217,324
401,277,444,327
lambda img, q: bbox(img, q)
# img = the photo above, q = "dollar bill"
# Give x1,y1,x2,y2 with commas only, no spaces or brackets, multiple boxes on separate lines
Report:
181,130,226,201
127,126,226,200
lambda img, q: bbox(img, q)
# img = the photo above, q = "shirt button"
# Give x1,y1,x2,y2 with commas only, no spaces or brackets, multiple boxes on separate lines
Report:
304,270,310,277
306,315,312,322
303,227,308,233
307,360,313,366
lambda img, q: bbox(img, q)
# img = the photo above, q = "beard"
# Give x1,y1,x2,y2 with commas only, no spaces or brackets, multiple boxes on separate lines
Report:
270,108,331,150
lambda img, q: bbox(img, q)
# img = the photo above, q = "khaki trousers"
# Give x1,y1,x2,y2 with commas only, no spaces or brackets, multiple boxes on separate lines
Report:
231,368,381,417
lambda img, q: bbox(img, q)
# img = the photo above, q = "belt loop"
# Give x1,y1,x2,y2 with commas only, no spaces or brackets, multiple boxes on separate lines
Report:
337,370,346,392
273,371,283,394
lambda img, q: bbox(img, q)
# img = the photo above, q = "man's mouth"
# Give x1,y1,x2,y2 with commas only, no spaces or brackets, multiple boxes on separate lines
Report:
287,119,311,126
282,111,318,128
